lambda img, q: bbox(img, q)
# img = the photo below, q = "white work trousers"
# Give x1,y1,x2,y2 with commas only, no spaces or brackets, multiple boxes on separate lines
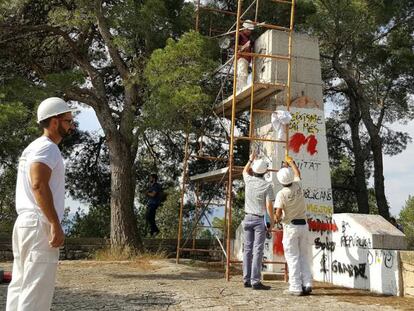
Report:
6,212,60,311
282,223,312,292
237,58,249,91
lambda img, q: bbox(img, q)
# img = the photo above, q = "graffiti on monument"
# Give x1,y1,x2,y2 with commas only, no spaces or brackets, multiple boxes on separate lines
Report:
308,217,338,234
291,96,321,109
320,253,329,273
307,204,333,215
303,187,332,202
289,133,317,155
331,260,368,279
314,236,336,252
289,111,323,134
287,110,326,156
296,160,322,171
367,250,394,269
340,221,372,249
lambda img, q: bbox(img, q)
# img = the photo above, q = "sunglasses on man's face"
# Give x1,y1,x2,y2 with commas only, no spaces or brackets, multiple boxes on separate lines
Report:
60,119,75,126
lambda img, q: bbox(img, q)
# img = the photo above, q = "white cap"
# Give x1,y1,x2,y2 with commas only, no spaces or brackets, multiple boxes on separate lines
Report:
277,168,294,185
37,97,77,123
243,20,255,31
251,159,268,174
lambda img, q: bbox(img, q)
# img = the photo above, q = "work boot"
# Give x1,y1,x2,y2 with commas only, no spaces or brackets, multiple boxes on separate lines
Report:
243,282,251,288
252,282,271,290
284,289,304,296
302,286,312,295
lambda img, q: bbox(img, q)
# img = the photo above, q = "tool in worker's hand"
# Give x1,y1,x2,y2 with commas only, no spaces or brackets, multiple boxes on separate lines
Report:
285,155,293,165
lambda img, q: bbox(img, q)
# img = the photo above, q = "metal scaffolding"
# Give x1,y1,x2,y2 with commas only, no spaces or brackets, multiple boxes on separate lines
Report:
176,0,296,281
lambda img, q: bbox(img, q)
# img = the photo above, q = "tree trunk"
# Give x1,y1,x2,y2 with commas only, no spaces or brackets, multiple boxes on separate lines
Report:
107,137,142,250
334,60,390,218
358,101,390,219
370,136,389,218
348,97,370,214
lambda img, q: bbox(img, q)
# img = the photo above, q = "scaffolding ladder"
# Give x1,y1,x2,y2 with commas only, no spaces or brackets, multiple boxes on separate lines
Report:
176,0,296,282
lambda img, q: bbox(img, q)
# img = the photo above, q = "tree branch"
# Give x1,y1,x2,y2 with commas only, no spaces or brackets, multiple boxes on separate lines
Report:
143,132,160,165
376,83,393,130
94,0,129,80
64,86,101,109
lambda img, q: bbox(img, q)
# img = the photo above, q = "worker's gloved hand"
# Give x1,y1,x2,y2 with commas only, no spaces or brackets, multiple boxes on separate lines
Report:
285,155,293,165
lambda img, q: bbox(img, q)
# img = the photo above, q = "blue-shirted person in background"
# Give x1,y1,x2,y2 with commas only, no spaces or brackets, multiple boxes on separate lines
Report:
146,173,162,237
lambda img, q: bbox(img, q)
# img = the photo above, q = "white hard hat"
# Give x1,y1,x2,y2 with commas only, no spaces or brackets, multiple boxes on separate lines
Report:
251,159,268,174
37,97,76,123
277,167,294,185
243,20,254,31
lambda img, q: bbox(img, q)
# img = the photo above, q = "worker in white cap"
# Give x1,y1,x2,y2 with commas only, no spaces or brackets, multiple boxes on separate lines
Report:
242,150,274,290
274,155,312,296
6,97,76,311
237,19,255,92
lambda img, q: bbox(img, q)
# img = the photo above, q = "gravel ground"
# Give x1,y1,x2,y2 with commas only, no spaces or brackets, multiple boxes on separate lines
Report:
1,259,413,311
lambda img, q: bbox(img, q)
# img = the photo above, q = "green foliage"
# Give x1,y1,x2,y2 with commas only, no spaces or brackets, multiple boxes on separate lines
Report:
307,0,414,215
0,167,17,233
65,133,111,206
399,196,414,249
0,99,39,233
48,4,95,29
0,0,194,248
144,31,219,132
108,0,193,55
155,188,182,239
231,189,246,237
198,228,214,239
0,102,38,161
67,204,111,238
44,70,86,93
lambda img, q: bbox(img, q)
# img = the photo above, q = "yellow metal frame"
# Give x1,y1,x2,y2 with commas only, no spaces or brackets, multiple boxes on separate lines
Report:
176,0,296,282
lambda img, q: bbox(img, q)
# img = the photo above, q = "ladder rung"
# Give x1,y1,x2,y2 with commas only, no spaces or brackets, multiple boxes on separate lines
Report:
271,0,293,4
235,136,287,143
191,155,228,161
229,259,287,264
180,248,223,253
252,109,276,114
239,51,290,61
200,202,226,206
197,225,224,229
254,22,290,32
254,82,286,88
197,6,237,16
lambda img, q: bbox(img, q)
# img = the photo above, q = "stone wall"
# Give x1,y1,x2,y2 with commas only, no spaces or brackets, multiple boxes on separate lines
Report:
400,251,414,297
0,237,222,261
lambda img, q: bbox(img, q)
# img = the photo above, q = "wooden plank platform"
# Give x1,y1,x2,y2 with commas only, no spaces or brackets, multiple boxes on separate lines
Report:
190,166,244,183
214,82,284,118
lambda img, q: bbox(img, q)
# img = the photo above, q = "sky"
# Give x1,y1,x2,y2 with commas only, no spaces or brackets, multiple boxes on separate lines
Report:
74,106,414,217
382,121,414,216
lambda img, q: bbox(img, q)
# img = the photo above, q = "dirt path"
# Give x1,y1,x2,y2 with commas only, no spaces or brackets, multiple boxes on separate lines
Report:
1,259,413,310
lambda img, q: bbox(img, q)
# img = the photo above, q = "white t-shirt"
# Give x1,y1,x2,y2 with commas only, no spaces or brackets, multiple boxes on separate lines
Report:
15,136,65,223
274,176,306,224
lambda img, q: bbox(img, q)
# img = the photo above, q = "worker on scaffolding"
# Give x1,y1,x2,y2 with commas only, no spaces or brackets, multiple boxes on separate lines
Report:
242,151,274,290
274,156,312,296
237,19,255,92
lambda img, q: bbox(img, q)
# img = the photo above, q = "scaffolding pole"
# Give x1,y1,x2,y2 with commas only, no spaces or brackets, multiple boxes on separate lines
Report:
177,0,296,282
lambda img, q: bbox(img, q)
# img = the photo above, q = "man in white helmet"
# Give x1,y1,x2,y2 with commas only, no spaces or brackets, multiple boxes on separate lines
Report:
242,151,274,290
274,155,312,296
6,97,76,311
237,19,255,92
